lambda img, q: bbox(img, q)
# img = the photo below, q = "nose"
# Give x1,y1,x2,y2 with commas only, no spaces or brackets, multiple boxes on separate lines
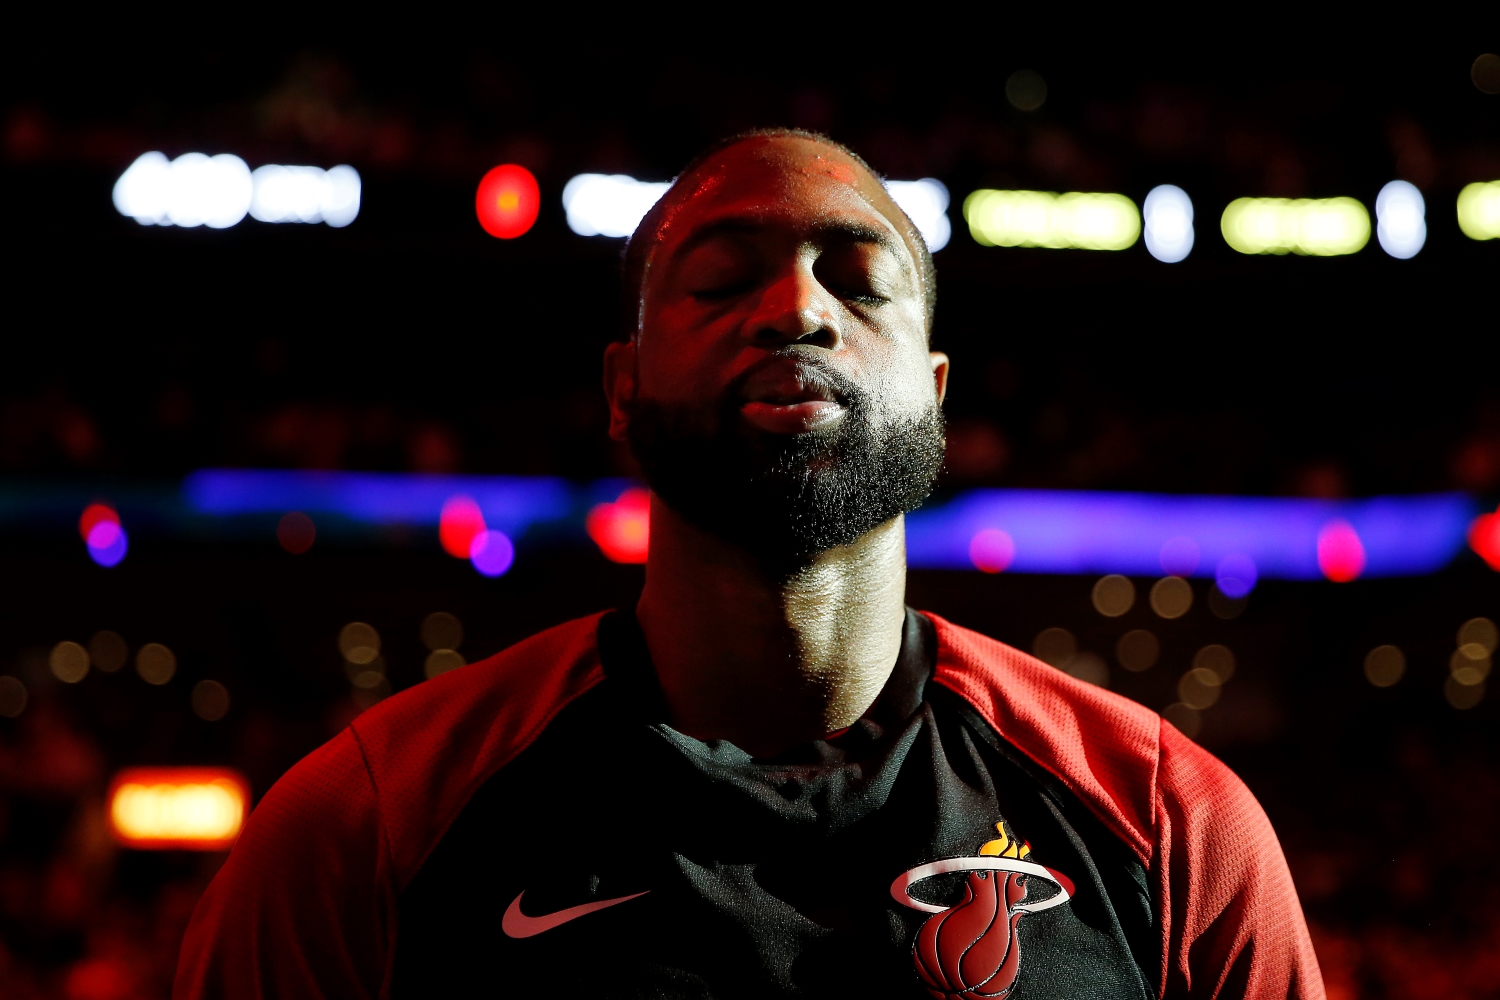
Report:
745,262,842,351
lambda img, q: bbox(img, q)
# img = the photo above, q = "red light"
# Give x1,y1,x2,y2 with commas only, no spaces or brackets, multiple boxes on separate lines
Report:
587,488,650,563
476,164,540,239
1316,519,1366,582
107,767,249,850
79,503,119,543
969,528,1015,573
439,495,486,558
277,511,316,554
1470,511,1500,570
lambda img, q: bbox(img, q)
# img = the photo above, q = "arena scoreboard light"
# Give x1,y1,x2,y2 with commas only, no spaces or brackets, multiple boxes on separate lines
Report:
107,767,250,850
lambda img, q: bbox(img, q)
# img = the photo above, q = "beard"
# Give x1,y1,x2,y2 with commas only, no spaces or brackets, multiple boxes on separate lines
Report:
627,359,946,575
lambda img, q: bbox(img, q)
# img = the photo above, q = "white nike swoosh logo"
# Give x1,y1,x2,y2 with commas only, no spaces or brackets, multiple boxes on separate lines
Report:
501,889,650,939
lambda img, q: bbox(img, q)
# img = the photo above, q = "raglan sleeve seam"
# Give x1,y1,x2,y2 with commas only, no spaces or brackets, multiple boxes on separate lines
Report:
348,724,394,874
348,724,400,1000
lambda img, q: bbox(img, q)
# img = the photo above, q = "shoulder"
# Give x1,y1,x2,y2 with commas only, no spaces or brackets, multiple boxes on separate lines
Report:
925,611,1265,871
924,613,1323,996
223,608,609,881
346,611,608,884
175,613,609,999
925,610,1164,863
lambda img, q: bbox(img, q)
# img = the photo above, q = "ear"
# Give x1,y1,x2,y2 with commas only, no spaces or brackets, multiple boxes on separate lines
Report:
929,351,950,406
603,340,638,441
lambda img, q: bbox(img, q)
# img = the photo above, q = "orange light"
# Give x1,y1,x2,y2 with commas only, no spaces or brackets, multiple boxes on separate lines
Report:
107,767,249,850
587,488,650,563
476,164,540,239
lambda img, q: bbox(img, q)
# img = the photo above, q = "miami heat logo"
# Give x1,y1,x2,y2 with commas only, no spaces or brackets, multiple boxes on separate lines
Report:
890,823,1073,999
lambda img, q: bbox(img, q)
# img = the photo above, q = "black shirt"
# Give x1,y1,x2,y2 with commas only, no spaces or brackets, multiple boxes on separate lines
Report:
394,609,1156,998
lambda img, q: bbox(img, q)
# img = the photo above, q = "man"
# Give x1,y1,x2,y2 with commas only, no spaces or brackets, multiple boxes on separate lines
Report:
176,130,1323,999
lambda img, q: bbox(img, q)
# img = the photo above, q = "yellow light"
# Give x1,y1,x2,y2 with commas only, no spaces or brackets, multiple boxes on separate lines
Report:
107,767,248,850
1457,181,1500,240
1220,197,1370,256
963,190,1140,250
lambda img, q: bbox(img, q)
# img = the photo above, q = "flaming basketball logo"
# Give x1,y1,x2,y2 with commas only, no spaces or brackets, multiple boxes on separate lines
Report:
890,823,1073,999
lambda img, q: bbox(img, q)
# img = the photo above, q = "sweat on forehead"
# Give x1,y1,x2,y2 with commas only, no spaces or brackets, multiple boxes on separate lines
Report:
619,128,937,339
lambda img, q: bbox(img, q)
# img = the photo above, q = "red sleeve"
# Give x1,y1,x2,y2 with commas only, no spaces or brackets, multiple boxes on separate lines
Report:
173,614,607,1000
1155,720,1323,1000
173,728,393,999
925,612,1323,1000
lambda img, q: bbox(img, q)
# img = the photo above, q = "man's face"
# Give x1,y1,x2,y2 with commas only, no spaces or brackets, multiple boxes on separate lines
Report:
605,135,949,569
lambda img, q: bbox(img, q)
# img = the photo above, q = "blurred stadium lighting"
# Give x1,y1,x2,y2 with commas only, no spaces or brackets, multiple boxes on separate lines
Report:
439,495,486,558
562,174,671,237
1143,185,1194,262
905,490,1473,580
78,503,118,542
79,502,128,566
1457,180,1500,240
962,190,1140,250
115,154,358,228
1220,197,1370,256
6,472,1479,582
113,152,252,228
586,487,650,563
1375,181,1426,258
249,165,362,227
184,470,575,541
87,520,128,567
107,768,249,850
969,528,1015,573
469,529,515,577
475,164,541,239
1215,552,1259,598
886,179,952,251
1468,508,1500,570
1316,520,1367,582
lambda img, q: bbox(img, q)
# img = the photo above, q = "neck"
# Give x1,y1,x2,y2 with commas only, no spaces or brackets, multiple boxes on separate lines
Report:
635,495,908,758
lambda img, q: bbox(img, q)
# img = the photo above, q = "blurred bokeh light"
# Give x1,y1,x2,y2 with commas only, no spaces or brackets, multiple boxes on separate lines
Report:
1456,180,1500,240
1142,184,1194,263
963,190,1140,250
475,164,540,239
107,768,248,850
1374,180,1426,258
1221,197,1370,256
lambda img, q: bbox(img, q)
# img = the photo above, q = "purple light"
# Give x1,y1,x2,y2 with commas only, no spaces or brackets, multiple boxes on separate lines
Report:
469,529,514,577
1159,536,1201,576
87,521,128,567
968,528,1016,573
1215,552,1258,597
905,489,1476,580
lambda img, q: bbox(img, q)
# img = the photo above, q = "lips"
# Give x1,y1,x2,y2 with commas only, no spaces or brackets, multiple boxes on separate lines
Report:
738,364,848,435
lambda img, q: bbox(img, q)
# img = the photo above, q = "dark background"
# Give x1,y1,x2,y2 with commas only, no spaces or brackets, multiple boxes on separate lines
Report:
2,39,1499,998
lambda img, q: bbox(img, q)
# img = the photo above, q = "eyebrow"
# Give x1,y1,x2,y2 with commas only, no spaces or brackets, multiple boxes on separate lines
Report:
669,215,907,264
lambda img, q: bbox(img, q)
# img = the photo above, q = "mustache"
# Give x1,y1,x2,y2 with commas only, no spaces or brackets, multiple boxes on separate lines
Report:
725,352,864,410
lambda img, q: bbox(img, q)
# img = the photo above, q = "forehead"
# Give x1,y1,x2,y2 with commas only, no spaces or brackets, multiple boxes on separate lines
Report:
651,137,918,263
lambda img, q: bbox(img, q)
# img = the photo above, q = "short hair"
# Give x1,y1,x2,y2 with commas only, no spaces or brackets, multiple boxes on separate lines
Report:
620,128,937,341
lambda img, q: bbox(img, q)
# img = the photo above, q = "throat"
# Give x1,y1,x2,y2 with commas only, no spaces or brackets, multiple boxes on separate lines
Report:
634,496,908,758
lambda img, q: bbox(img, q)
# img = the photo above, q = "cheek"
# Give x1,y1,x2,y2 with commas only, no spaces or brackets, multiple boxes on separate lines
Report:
634,312,739,406
858,334,938,418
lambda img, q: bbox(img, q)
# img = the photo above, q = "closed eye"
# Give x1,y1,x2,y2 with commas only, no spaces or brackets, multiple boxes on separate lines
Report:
691,280,758,301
